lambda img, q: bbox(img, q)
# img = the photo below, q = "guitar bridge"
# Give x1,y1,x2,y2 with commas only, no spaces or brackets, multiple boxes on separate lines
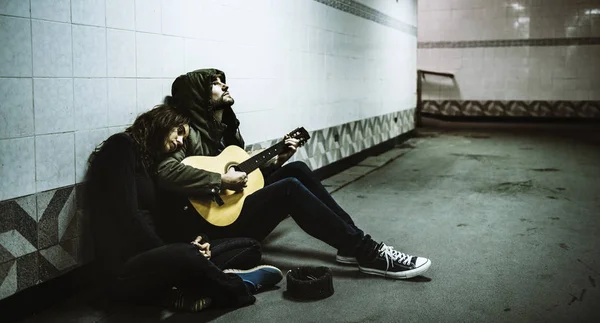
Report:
213,193,224,206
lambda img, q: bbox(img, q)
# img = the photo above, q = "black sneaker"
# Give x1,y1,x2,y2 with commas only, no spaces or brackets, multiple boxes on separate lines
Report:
358,243,431,279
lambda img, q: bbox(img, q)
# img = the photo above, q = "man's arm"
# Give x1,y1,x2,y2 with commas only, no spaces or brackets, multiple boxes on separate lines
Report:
253,137,301,174
156,145,223,197
155,126,247,196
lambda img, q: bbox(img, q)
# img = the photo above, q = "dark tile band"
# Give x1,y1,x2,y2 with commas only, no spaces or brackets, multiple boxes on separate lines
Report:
313,0,417,35
422,100,600,118
418,37,600,49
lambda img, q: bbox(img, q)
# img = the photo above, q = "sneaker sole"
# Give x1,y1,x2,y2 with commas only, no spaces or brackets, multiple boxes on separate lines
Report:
223,265,283,277
358,259,431,279
223,265,284,290
335,255,358,265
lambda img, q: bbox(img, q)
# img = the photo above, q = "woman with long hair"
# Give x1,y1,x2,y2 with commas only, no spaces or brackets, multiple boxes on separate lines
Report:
86,104,282,312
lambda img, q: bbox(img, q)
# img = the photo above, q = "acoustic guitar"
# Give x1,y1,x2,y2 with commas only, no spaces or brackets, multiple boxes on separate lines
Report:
181,127,310,226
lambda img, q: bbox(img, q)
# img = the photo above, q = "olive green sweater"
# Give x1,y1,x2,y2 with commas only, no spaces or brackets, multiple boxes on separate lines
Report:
156,68,245,197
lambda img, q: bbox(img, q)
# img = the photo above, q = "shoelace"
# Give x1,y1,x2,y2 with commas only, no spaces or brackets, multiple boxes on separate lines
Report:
378,244,413,269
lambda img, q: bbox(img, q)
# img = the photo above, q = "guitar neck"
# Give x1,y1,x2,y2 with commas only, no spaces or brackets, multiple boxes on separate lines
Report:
237,141,287,174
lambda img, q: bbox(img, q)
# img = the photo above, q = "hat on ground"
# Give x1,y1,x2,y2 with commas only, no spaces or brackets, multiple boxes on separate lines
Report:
286,266,334,301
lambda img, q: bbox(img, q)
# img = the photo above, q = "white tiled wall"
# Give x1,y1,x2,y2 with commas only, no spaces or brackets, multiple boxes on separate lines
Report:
0,78,34,138
418,0,600,101
35,132,75,192
0,0,31,18
419,0,600,42
30,0,71,23
0,137,35,199
33,78,75,135
0,16,32,76
0,0,417,201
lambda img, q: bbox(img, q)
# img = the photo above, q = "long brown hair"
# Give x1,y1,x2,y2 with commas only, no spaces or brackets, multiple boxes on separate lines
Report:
124,104,190,170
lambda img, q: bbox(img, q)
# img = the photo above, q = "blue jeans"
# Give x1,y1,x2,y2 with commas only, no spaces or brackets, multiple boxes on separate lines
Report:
202,161,366,254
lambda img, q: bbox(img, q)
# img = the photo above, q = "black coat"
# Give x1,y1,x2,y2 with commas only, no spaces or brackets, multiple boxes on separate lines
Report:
86,133,164,276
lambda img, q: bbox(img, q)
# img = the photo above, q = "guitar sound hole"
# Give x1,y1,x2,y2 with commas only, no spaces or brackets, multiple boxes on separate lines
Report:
225,162,240,173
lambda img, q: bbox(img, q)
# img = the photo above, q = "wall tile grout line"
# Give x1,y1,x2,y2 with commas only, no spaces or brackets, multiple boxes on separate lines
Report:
29,0,36,197
69,0,75,197
134,0,138,110
104,0,109,131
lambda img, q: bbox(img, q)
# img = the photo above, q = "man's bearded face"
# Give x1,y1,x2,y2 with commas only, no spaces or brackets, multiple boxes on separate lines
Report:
210,77,234,109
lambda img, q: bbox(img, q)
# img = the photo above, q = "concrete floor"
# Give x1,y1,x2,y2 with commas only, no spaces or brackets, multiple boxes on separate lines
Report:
18,124,600,323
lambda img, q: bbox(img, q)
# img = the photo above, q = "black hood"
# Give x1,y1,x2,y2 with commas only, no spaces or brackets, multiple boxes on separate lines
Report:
170,68,241,149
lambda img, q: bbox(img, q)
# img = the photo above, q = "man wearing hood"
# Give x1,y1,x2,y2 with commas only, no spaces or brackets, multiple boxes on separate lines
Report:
156,68,431,280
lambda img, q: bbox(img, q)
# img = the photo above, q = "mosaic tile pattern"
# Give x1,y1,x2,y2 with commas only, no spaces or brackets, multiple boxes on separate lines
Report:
0,252,38,300
422,100,600,118
247,109,415,170
418,37,600,49
313,0,417,35
0,187,83,300
0,196,37,264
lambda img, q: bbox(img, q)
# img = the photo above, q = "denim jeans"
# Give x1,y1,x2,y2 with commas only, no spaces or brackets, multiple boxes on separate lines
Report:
111,238,260,308
201,161,366,254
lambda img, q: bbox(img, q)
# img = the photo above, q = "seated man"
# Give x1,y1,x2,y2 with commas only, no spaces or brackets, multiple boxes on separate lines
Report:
86,104,283,312
156,68,431,279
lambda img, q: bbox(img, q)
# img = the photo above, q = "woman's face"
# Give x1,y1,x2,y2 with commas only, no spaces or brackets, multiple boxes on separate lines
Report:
163,124,190,153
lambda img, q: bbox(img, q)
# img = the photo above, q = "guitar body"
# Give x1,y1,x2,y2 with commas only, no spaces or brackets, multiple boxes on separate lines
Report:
181,145,265,227
180,127,310,227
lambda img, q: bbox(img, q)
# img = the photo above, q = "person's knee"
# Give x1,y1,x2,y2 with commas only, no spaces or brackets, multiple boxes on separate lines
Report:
285,161,311,174
248,239,261,253
238,238,261,255
173,242,196,251
169,242,202,260
245,240,262,263
224,239,262,269
281,177,303,190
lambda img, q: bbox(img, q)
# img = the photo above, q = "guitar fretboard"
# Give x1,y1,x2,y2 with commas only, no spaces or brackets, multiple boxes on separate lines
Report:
237,141,287,174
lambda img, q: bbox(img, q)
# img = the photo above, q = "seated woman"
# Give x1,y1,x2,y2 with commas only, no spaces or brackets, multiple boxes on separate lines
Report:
86,104,283,312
